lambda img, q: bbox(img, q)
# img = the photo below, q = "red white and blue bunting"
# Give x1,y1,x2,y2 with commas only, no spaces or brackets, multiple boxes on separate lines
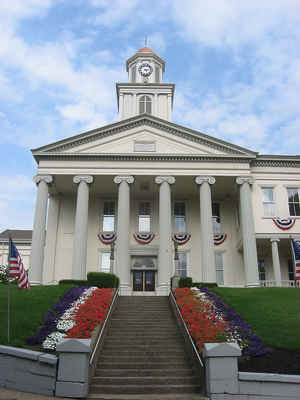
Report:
272,218,296,230
133,232,155,245
172,233,191,246
97,232,117,245
214,233,227,246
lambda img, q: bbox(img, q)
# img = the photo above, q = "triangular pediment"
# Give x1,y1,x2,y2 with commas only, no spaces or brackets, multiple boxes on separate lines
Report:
32,114,257,159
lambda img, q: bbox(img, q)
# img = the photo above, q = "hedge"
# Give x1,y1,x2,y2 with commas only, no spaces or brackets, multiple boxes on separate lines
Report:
193,282,218,288
59,279,89,286
178,277,193,288
87,272,119,288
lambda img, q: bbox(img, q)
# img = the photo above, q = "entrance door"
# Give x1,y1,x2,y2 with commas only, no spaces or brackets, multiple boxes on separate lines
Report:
144,270,155,291
133,270,155,292
133,271,143,291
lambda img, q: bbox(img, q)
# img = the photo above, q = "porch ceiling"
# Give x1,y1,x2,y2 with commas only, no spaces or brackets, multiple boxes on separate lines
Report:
50,174,238,200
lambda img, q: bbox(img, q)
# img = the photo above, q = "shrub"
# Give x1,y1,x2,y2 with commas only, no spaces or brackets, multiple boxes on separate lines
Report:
178,276,193,288
59,279,89,286
193,282,218,288
87,272,119,288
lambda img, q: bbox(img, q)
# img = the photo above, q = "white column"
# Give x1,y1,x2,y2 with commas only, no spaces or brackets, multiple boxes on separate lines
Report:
155,176,175,295
72,175,93,280
30,175,53,285
43,195,61,284
195,176,216,283
114,176,134,295
271,238,281,286
236,177,259,287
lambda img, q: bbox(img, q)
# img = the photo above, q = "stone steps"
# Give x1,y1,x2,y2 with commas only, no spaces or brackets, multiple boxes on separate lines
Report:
88,296,203,397
97,361,191,369
87,394,208,400
92,376,199,385
90,384,202,394
95,368,195,377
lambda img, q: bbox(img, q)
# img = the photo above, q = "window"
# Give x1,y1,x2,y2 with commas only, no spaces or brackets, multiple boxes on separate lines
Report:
139,95,152,114
131,66,136,83
177,253,187,277
212,203,221,233
174,202,186,232
287,188,300,216
100,252,111,273
258,259,266,281
215,253,224,285
288,259,295,281
261,187,276,216
138,201,151,232
134,141,156,152
102,201,115,232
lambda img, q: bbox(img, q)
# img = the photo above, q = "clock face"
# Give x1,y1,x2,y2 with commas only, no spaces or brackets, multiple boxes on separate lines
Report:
138,63,153,77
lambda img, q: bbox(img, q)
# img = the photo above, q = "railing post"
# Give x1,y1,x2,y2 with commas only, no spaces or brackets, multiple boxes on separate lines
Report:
203,342,241,397
56,339,91,398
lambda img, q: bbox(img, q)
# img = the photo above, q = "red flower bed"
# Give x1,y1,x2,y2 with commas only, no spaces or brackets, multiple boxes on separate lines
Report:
65,288,113,339
174,287,229,352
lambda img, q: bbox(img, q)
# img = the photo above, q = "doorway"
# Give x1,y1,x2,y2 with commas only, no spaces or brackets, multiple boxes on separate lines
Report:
133,270,155,292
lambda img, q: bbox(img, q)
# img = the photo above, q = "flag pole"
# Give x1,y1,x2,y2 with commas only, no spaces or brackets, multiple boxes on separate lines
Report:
7,235,11,344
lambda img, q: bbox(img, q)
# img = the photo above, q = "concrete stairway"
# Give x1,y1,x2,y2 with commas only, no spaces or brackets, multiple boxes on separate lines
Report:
88,296,205,399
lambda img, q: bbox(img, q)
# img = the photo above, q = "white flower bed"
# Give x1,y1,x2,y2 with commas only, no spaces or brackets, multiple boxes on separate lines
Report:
42,286,98,350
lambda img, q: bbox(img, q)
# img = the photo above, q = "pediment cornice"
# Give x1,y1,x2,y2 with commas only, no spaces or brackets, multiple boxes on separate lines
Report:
32,115,257,157
33,152,253,163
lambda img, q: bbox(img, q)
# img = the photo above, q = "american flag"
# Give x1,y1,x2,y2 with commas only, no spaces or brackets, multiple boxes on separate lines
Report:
9,238,30,289
291,239,300,281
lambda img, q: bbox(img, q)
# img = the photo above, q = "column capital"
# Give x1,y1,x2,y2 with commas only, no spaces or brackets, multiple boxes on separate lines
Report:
155,176,175,185
236,176,254,185
34,175,53,185
195,176,215,185
270,238,280,243
114,175,134,185
73,175,93,185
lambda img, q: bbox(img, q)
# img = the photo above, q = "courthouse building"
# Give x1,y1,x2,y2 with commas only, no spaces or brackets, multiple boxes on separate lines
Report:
29,47,300,295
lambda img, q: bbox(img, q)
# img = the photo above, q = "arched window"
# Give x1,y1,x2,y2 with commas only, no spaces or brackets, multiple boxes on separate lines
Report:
139,95,152,114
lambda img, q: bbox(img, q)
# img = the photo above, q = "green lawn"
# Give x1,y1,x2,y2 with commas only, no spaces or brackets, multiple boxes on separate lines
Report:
210,287,300,350
0,284,74,347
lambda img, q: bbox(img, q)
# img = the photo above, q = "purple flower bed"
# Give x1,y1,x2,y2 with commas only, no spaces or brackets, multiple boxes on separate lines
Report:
200,287,269,357
27,286,88,345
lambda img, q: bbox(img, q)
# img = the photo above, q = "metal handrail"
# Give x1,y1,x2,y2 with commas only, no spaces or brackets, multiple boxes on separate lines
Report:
89,287,119,365
170,290,203,368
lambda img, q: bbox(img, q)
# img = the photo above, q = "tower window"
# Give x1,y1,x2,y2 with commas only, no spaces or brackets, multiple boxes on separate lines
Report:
139,95,152,114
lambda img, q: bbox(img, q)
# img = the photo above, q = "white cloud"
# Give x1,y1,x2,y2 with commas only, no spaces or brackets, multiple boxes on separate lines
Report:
170,0,300,154
171,0,300,49
89,0,139,27
0,175,35,231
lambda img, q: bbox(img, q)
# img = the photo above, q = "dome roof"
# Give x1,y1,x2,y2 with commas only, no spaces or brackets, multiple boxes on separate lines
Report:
137,46,155,54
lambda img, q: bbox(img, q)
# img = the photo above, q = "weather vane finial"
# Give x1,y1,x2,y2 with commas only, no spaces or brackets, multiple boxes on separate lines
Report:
144,36,148,47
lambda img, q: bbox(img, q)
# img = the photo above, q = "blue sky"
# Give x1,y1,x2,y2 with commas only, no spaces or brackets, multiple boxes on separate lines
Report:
0,0,300,231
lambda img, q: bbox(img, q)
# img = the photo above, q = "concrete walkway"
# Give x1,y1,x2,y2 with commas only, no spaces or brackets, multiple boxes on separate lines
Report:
0,387,208,400
0,387,69,400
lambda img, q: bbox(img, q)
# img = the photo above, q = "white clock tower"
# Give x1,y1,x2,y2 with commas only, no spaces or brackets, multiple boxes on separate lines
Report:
116,47,175,121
